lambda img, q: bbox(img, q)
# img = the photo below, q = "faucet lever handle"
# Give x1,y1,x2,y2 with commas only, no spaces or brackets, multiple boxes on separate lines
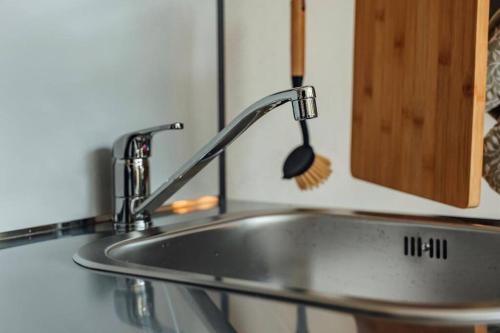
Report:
112,122,184,159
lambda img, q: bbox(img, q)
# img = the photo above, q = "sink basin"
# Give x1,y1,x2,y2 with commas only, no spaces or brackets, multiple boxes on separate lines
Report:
74,209,500,324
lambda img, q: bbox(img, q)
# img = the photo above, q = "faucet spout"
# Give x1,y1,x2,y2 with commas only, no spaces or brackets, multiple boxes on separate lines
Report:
113,86,317,230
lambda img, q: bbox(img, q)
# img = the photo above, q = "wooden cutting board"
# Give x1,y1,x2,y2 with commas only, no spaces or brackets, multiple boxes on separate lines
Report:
351,0,489,208
356,317,487,333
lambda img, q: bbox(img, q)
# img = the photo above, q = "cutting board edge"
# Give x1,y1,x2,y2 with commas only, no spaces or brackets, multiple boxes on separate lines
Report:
350,167,480,209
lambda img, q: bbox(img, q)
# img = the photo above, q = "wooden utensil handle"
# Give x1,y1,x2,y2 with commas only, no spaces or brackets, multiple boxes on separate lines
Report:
291,0,305,77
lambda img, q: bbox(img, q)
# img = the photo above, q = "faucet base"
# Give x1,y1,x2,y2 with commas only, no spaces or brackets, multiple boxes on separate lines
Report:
114,219,152,233
113,197,152,232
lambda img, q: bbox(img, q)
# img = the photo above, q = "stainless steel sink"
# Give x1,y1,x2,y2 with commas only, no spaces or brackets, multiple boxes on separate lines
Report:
74,209,500,324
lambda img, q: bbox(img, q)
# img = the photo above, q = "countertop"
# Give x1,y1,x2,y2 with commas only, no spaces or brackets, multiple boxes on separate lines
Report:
3,200,498,333
0,200,357,333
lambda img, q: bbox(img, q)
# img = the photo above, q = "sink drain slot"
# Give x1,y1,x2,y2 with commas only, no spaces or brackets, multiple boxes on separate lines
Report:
404,236,447,260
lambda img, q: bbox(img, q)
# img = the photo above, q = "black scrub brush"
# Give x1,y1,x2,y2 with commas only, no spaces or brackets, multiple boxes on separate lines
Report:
283,0,331,190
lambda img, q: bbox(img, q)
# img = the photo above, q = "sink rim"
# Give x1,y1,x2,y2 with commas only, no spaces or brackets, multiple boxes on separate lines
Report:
74,208,500,325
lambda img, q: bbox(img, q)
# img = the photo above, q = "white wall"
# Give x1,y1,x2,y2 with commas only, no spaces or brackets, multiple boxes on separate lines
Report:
225,0,500,220
0,0,218,232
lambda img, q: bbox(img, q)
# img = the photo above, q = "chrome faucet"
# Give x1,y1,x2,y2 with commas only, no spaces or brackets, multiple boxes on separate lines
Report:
112,86,318,231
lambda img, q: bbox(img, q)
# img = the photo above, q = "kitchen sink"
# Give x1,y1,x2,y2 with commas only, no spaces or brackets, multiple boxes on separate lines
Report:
74,209,500,324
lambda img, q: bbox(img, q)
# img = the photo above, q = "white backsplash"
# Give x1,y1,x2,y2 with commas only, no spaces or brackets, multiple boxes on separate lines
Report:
0,0,218,231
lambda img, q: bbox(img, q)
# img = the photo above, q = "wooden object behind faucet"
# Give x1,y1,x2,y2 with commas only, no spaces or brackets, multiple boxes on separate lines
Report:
351,0,489,208
356,317,487,333
291,0,305,77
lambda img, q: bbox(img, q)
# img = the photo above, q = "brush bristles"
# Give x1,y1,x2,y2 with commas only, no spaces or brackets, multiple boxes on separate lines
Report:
294,154,332,191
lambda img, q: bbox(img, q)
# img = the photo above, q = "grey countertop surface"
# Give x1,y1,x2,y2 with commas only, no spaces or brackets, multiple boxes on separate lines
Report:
0,200,360,333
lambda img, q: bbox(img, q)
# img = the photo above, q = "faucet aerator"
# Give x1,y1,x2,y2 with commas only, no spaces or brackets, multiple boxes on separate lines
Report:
292,97,318,121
